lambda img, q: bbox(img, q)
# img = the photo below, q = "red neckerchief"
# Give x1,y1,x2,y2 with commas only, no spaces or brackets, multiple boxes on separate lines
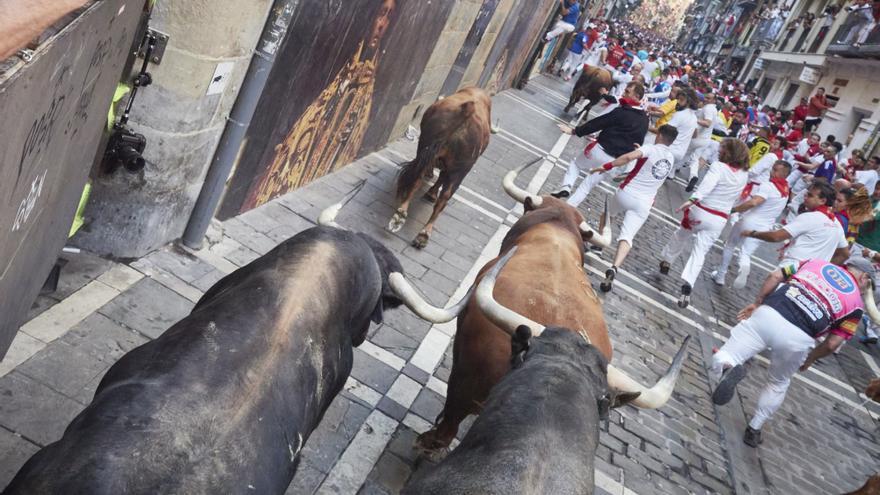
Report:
618,97,640,107
813,205,836,221
770,177,790,198
773,150,783,159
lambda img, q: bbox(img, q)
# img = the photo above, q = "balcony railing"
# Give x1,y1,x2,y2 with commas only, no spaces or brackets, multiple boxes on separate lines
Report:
751,17,785,46
827,8,880,57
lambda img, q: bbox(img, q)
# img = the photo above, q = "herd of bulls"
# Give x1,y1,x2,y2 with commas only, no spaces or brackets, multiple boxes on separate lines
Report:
3,87,878,494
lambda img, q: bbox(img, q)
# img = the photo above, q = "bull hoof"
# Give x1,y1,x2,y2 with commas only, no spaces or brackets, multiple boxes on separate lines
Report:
411,232,430,249
563,105,572,113
423,191,438,203
415,430,451,461
387,209,407,233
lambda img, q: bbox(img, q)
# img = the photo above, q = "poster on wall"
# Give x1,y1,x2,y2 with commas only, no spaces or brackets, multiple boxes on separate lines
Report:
799,66,821,85
0,0,144,358
218,0,456,217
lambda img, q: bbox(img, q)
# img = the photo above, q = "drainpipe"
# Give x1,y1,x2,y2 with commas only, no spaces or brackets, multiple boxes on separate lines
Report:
181,0,296,250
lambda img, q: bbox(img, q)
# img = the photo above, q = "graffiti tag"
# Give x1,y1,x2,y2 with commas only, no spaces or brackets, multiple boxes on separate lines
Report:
12,170,48,233
17,95,66,189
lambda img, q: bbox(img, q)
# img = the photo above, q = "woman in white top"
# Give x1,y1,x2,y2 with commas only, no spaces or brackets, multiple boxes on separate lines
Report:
660,139,751,308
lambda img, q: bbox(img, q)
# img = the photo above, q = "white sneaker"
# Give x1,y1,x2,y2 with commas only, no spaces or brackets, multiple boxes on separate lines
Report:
710,270,725,286
732,265,750,289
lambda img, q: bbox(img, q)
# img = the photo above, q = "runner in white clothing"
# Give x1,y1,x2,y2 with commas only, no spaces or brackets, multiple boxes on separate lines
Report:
711,161,793,289
682,93,718,191
586,125,679,292
739,179,850,266
660,139,751,308
665,88,700,178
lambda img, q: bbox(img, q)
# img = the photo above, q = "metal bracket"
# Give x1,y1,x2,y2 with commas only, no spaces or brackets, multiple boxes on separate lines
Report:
17,49,34,63
136,28,169,65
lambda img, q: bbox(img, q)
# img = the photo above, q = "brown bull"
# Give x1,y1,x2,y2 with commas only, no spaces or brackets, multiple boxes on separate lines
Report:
867,378,880,402
388,87,491,249
564,65,614,116
844,474,880,495
395,161,689,453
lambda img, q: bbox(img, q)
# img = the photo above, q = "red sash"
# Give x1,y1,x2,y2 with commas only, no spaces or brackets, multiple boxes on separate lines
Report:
619,156,649,190
740,181,759,200
681,202,729,230
584,140,599,157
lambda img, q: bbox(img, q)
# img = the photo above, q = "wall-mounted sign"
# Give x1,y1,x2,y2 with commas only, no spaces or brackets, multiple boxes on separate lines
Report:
753,58,764,70
799,66,821,85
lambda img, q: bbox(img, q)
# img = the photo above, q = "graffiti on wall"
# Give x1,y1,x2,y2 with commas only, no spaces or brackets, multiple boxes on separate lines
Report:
0,0,143,358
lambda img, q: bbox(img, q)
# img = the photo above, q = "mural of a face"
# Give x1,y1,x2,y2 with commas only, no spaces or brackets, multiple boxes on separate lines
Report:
369,0,396,49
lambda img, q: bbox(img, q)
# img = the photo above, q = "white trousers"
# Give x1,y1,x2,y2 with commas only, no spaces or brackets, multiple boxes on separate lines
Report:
716,219,767,285
682,138,713,180
710,305,816,430
561,51,586,77
610,189,652,244
661,207,727,286
562,145,630,207
546,20,575,41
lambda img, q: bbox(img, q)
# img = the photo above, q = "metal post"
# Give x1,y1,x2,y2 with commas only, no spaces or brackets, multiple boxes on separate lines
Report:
181,0,296,249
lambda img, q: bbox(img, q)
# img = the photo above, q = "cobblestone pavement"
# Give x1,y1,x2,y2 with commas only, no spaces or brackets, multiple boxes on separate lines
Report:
1,75,879,494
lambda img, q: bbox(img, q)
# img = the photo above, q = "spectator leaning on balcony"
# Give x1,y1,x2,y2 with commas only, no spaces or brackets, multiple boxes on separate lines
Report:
545,0,581,41
804,88,831,133
844,0,878,47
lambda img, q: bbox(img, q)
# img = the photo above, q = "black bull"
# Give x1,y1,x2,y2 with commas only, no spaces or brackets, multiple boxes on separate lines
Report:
5,227,405,494
404,327,610,495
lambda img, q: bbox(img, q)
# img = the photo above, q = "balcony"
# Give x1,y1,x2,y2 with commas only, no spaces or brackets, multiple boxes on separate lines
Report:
826,9,880,58
750,18,785,48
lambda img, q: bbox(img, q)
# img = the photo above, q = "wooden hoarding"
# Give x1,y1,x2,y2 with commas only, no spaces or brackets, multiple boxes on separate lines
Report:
0,0,144,358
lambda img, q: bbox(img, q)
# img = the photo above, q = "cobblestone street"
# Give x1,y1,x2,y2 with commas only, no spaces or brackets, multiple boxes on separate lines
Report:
1,75,878,494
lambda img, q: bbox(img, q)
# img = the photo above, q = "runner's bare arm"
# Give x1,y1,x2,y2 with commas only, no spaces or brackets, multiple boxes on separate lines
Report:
742,228,791,242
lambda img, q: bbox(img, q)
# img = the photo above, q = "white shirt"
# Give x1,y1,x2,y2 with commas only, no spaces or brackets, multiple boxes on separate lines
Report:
855,169,880,194
741,182,788,230
667,109,699,161
782,211,848,262
697,103,718,140
618,143,675,200
611,70,633,97
692,161,749,213
748,152,777,184
797,138,811,157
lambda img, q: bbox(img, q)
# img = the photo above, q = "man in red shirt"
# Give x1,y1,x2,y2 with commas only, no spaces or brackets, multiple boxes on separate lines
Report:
786,120,804,144
805,88,831,133
604,37,627,70
792,97,809,123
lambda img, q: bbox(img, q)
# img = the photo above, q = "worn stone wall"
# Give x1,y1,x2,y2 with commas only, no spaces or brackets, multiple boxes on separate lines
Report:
459,0,516,89
73,0,273,258
389,0,487,140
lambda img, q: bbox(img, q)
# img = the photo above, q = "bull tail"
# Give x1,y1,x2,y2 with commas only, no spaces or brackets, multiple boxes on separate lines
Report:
396,101,477,200
607,335,691,409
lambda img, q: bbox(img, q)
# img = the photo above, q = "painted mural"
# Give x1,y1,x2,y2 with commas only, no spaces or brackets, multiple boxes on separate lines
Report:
219,0,555,216
221,0,454,215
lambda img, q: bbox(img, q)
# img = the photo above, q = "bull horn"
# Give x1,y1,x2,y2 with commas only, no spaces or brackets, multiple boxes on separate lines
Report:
580,196,612,248
606,335,691,409
389,273,473,324
863,283,880,326
503,158,545,207
474,246,546,336
317,180,367,228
